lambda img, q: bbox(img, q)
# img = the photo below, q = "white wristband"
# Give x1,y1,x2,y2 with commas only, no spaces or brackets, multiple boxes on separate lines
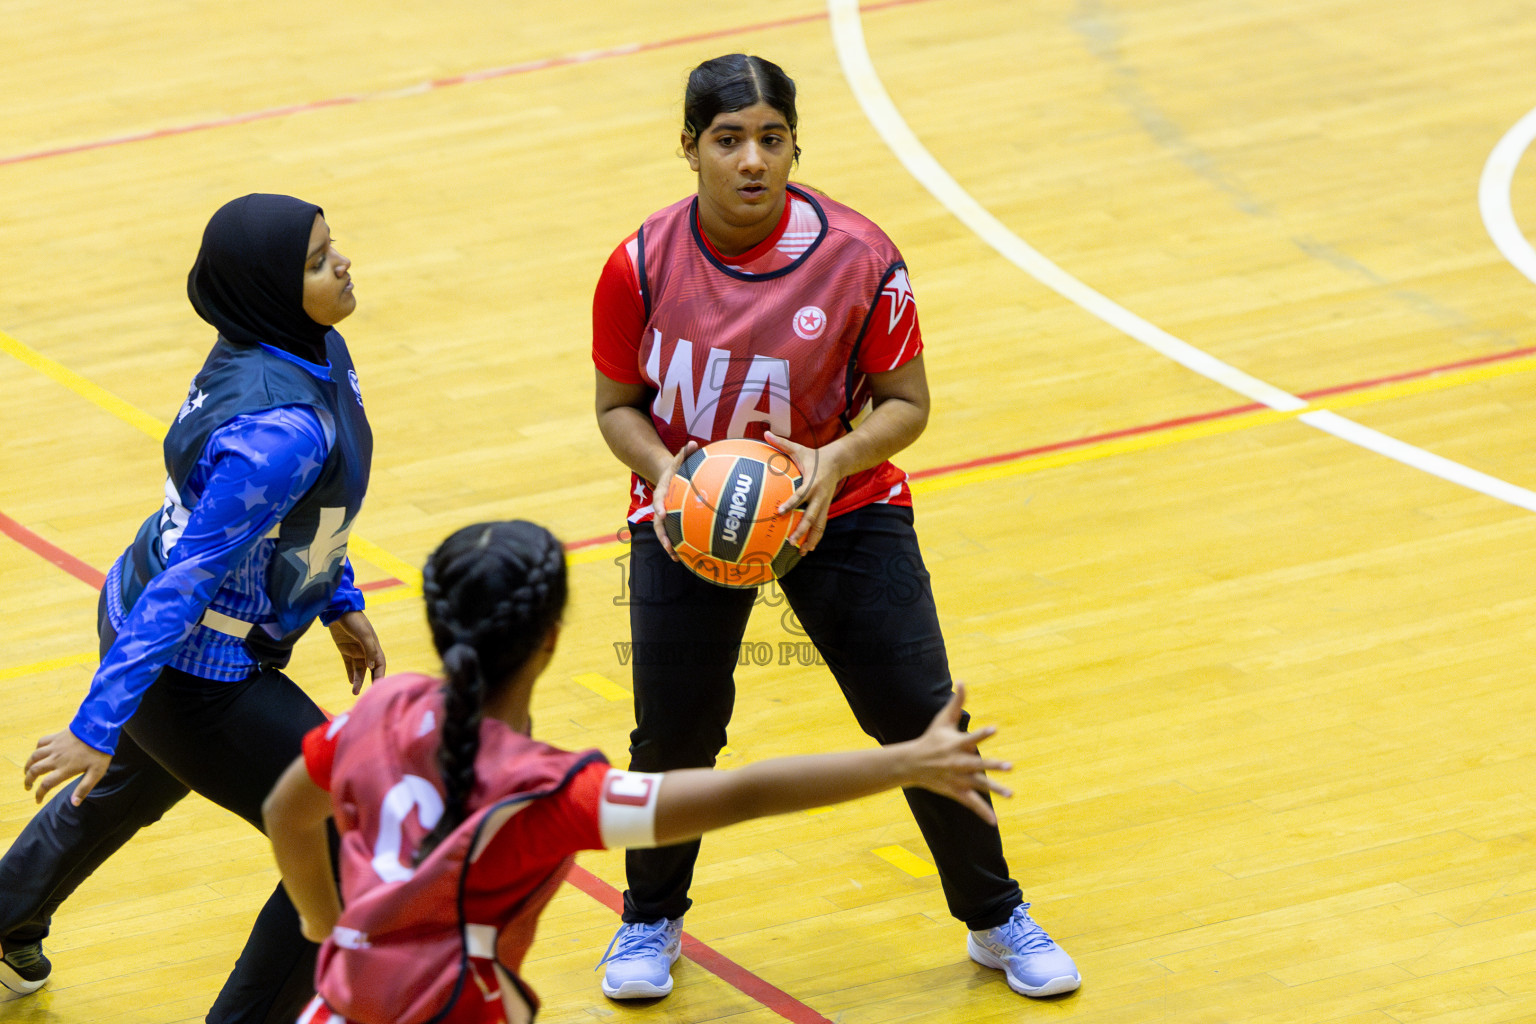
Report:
597,769,664,849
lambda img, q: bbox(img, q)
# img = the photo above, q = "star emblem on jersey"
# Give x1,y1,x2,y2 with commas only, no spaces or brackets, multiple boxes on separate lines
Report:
296,506,353,590
177,388,209,423
792,305,827,341
882,270,914,334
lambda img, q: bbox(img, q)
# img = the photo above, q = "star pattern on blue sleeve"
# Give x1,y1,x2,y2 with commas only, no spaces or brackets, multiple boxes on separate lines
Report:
237,480,268,510
294,451,323,483
71,405,333,754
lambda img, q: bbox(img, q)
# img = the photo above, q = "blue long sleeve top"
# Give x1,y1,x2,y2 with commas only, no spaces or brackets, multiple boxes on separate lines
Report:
70,404,365,754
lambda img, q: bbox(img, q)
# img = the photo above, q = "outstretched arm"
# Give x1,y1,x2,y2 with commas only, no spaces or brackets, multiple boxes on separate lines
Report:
650,684,1007,847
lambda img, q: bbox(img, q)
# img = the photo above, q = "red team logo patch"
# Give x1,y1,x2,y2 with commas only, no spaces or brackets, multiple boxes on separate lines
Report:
792,304,827,341
604,773,655,807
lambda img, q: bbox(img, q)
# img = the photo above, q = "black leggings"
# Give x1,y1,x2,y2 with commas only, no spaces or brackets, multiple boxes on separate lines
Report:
621,503,1022,931
0,733,187,948
125,664,330,1023
0,637,326,1024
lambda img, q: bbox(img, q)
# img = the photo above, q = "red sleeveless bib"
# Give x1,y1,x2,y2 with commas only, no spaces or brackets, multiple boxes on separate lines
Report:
317,674,605,1023
628,186,915,520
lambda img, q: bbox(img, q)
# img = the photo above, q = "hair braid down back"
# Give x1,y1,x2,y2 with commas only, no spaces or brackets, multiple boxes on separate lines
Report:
414,521,568,863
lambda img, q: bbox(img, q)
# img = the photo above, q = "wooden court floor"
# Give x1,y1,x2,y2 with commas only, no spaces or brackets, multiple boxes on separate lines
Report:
6,1,1536,1021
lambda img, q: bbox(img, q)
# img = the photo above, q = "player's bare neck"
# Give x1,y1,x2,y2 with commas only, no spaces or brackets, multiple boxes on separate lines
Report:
701,221,770,258
696,196,787,258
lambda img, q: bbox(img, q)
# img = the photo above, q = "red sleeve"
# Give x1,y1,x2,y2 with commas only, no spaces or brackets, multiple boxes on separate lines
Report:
855,267,923,373
592,236,647,384
301,719,342,792
481,760,610,869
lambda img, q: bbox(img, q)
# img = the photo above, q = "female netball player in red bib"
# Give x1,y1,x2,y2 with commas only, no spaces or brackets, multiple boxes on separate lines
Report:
262,520,1010,1024
590,54,1080,1001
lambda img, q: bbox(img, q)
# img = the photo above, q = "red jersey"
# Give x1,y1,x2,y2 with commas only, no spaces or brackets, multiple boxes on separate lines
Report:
592,186,922,522
300,674,665,1024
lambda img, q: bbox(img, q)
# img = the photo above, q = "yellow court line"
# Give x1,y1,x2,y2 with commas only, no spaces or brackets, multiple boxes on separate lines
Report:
0,651,97,682
12,326,1536,592
4,320,581,592
2,327,420,595
915,353,1536,497
0,330,168,439
567,353,1536,553
873,844,937,878
572,672,631,701
356,583,424,608
1310,353,1536,413
913,406,1302,497
569,540,628,566
347,536,422,592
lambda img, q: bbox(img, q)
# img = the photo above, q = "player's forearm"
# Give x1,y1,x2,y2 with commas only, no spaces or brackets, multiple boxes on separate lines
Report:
733,746,919,816
652,744,915,845
823,393,928,480
596,404,674,484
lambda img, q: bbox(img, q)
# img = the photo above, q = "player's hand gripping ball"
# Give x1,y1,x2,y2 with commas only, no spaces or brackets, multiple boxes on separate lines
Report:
661,438,805,588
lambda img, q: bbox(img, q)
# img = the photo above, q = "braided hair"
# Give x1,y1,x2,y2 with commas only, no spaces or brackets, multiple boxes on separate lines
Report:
414,520,568,863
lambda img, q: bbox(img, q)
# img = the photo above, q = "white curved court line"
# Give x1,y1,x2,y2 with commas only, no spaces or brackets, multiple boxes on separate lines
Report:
828,0,1536,513
1480,105,1536,287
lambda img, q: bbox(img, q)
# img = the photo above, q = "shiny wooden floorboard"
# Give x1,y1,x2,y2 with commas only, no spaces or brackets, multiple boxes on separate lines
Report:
5,1,1536,1021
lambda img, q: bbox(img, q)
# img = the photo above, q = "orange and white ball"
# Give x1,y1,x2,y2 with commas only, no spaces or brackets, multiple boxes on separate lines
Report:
661,438,805,588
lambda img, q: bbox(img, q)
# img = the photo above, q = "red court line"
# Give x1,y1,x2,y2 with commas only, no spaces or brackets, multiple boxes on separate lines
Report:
7,337,1536,1022
0,508,827,1019
0,515,834,1021
906,399,1267,482
563,866,836,1024
0,0,937,169
0,511,106,590
567,530,632,553
900,344,1536,483
1296,344,1536,400
10,343,1536,570
0,511,403,595
564,344,1536,549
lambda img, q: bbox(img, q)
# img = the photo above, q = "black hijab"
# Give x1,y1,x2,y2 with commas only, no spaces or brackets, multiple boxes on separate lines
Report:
187,193,331,364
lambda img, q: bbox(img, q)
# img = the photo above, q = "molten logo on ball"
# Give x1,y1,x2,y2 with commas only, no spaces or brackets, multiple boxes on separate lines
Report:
721,472,753,544
662,438,805,588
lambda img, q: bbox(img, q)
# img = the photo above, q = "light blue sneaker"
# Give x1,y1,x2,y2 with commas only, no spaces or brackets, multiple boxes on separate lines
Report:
598,917,684,999
967,903,1081,997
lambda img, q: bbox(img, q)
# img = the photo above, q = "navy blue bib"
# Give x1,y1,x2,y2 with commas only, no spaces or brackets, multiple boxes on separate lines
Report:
121,332,372,668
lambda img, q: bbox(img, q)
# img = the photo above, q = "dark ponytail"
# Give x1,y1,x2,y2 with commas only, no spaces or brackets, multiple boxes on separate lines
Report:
683,54,801,163
414,521,568,863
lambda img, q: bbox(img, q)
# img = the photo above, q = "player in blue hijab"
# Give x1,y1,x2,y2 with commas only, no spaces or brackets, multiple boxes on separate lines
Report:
1,195,383,1024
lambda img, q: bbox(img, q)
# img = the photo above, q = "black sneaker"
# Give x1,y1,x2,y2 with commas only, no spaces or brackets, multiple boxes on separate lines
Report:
0,942,50,994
